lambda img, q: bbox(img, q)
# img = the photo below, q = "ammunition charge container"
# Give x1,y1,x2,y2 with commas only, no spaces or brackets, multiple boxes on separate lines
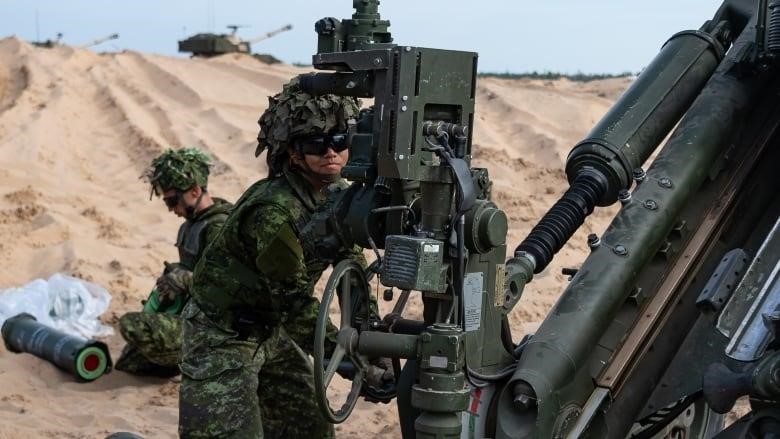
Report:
2,313,112,381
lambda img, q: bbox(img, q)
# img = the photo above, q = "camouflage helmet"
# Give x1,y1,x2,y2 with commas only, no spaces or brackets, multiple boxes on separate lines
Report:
256,75,360,176
143,147,212,197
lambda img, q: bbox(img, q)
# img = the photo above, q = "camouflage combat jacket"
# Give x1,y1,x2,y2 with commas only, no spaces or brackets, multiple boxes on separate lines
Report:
176,197,233,270
190,166,365,345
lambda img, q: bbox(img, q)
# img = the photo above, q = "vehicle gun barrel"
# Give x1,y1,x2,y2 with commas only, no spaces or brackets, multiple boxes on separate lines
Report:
78,33,119,49
245,24,292,44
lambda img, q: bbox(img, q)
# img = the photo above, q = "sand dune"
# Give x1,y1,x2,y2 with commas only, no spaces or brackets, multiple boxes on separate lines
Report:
0,37,627,438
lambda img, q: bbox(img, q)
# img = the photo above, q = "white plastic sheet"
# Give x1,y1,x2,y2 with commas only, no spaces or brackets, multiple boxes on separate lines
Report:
0,273,114,338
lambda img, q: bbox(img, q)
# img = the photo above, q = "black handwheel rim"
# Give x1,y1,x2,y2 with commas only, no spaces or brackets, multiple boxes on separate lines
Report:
313,260,370,424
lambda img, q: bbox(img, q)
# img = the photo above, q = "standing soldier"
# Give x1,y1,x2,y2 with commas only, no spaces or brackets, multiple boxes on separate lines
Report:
178,77,366,438
114,148,232,377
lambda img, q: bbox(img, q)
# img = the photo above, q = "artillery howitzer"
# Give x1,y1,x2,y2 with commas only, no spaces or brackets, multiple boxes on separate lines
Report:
177,23,292,58
302,0,780,437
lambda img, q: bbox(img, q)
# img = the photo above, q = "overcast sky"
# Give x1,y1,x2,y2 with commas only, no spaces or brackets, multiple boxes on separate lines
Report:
1,1,725,74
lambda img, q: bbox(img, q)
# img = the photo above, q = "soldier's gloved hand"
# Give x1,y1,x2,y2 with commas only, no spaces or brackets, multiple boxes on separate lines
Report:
155,265,192,304
361,357,396,404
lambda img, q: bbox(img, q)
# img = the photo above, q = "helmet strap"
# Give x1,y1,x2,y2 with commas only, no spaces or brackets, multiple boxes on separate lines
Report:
184,189,206,220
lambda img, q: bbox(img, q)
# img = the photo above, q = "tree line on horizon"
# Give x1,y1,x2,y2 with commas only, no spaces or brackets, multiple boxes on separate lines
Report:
477,71,636,81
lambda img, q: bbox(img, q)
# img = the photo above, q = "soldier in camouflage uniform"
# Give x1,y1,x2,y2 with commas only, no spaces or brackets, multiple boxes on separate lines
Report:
178,77,366,438
114,148,232,377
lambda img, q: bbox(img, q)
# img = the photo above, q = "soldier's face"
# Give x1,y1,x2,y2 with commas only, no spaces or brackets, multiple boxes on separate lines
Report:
302,146,349,177
162,188,198,218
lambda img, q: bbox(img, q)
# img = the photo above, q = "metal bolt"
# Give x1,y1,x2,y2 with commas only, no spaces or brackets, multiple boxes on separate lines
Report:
618,189,632,205
587,233,601,249
373,57,383,66
514,393,531,409
405,46,412,52
401,95,408,101
613,245,628,256
512,381,536,410
643,199,658,210
401,105,408,112
632,167,646,183
658,177,673,188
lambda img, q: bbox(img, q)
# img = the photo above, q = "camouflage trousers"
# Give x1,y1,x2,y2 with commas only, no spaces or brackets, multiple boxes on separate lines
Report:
114,311,182,377
178,300,334,439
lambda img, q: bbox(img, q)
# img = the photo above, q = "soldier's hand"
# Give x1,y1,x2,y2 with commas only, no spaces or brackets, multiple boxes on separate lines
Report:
361,357,396,404
162,260,184,275
155,267,192,303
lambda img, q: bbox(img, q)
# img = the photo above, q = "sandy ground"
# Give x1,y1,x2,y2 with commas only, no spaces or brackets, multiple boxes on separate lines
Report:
0,37,741,438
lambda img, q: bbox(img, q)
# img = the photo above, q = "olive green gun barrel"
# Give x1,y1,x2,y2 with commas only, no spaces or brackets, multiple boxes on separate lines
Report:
515,28,726,273
2,313,112,381
499,22,771,438
567,29,726,204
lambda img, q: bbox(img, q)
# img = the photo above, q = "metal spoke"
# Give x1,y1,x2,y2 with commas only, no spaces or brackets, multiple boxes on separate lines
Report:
340,270,352,328
324,344,345,388
314,260,371,424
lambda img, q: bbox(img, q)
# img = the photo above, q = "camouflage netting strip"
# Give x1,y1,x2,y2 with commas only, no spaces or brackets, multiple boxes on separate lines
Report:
144,147,213,194
256,76,361,175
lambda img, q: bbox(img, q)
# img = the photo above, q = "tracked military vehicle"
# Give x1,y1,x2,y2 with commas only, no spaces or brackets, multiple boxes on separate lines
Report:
31,32,62,48
177,24,292,57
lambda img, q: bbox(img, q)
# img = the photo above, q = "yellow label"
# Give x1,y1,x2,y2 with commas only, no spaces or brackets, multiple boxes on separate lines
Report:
495,264,506,306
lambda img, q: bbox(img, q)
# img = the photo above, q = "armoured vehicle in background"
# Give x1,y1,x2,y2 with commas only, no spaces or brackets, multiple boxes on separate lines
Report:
31,32,63,48
301,0,780,437
177,23,292,57
31,33,118,49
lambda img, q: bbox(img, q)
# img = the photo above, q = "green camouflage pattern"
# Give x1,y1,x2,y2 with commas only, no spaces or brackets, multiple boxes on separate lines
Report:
180,165,365,438
114,312,182,376
256,76,361,176
115,198,232,376
144,147,213,196
189,167,364,322
178,301,334,439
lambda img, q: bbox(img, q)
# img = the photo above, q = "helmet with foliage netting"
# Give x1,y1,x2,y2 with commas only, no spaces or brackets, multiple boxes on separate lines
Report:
256,75,360,176
143,147,212,197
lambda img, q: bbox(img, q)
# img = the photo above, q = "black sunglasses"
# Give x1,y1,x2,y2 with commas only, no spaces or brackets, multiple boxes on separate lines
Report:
163,193,181,208
295,134,348,156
